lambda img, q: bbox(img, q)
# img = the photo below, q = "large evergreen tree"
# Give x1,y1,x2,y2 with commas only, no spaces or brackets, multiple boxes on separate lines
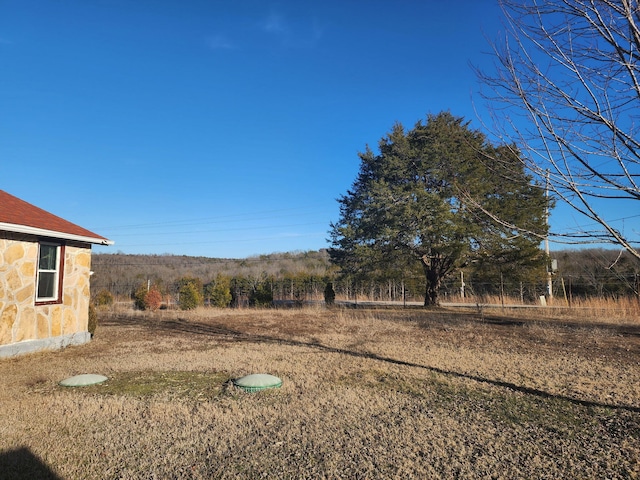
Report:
329,112,549,306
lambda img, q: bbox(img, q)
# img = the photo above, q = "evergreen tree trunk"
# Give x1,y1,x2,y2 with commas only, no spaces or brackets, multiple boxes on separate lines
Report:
422,259,441,306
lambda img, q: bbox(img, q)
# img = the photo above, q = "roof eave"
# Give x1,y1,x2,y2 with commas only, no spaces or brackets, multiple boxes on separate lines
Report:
0,222,114,246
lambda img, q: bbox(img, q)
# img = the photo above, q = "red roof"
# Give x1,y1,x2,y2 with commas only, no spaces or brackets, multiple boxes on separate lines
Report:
0,190,111,244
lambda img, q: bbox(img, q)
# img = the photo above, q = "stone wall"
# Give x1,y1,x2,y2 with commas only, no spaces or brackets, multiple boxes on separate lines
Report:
0,232,92,357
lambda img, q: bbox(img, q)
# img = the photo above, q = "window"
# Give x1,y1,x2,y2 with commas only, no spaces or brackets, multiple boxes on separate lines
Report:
36,243,64,303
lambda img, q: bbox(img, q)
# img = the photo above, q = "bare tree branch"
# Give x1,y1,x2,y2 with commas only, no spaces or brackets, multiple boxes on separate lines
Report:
477,0,640,260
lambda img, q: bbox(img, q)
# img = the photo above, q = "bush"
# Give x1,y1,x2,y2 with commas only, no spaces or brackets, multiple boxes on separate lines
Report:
179,282,202,310
94,289,114,307
88,304,98,337
133,283,163,311
145,286,163,311
249,283,273,307
324,282,336,305
205,275,232,308
133,284,148,310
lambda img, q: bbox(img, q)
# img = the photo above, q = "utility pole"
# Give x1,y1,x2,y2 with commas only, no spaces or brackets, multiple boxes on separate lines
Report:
545,170,553,300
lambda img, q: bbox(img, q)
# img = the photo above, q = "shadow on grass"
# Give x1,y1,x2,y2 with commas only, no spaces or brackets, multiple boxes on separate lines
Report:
0,447,61,480
104,314,640,414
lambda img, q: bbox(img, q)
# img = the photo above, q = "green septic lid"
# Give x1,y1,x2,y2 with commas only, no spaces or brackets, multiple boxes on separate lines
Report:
233,373,282,392
59,374,108,387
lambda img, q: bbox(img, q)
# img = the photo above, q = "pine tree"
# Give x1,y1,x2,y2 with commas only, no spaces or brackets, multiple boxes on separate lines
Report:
329,112,548,306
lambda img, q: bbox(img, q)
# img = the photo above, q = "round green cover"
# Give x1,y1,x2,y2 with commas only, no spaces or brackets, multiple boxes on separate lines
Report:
233,373,282,392
59,374,108,387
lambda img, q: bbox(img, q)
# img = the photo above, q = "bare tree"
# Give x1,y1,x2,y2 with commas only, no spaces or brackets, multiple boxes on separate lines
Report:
478,0,640,260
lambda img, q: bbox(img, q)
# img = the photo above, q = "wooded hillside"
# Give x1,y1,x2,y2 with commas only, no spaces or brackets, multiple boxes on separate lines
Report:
90,248,639,304
90,250,335,300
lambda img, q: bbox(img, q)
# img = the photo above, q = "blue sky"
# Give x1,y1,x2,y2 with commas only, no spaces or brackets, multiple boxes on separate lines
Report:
1,1,622,258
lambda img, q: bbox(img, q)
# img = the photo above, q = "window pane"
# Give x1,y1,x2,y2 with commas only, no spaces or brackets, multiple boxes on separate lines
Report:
39,245,58,270
36,244,60,301
37,272,56,298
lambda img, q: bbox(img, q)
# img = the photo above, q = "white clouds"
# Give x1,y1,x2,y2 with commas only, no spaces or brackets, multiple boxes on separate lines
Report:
206,33,237,51
206,9,322,52
262,10,324,49
262,12,288,36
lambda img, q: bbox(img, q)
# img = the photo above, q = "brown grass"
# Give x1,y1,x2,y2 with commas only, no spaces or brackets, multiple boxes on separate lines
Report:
435,295,640,329
1,306,639,479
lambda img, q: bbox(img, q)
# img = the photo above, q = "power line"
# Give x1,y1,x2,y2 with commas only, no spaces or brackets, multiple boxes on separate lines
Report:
108,231,327,249
107,221,329,238
89,205,332,231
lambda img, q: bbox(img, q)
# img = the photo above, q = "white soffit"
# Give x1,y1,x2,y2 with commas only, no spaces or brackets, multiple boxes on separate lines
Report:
0,222,114,246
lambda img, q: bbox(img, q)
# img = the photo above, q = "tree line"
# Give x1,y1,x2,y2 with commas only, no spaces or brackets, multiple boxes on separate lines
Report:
90,250,338,309
90,247,639,309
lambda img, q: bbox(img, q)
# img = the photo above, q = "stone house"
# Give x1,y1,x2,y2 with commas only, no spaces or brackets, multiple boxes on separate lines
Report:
0,190,113,357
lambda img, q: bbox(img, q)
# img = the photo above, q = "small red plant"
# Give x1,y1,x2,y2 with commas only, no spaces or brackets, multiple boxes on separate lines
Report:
145,286,163,312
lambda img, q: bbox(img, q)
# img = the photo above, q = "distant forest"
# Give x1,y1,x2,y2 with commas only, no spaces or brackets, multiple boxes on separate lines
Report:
90,248,640,305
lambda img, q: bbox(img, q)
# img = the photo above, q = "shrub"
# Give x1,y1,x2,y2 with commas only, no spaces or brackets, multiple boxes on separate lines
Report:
145,286,163,311
88,304,98,337
133,284,148,310
324,282,336,306
132,283,164,311
205,275,232,308
179,282,202,310
94,289,114,307
249,283,273,307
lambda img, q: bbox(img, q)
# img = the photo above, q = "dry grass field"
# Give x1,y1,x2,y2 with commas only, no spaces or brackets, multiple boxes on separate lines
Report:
1,305,639,479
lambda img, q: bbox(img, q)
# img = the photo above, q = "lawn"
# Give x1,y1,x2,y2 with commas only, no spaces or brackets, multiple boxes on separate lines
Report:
0,306,639,479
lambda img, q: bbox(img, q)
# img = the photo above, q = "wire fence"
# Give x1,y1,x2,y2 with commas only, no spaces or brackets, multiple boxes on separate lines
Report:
91,273,640,308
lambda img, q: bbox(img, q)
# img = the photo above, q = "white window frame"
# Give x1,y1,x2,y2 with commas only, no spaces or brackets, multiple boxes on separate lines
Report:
35,242,63,304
